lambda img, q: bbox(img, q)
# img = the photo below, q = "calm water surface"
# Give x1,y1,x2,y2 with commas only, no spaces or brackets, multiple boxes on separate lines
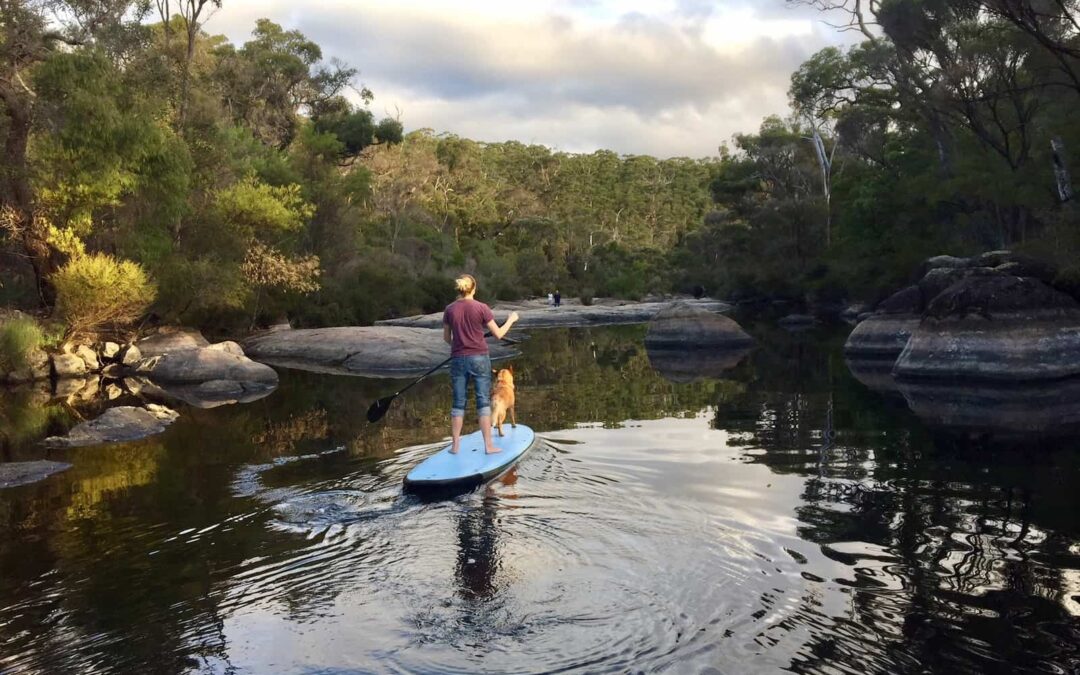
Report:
0,325,1078,674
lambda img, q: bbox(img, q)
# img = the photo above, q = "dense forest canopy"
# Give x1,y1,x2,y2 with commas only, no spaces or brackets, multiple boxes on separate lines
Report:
2,0,1079,335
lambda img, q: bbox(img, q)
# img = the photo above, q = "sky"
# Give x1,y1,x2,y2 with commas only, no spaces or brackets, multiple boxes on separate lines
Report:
206,1,857,159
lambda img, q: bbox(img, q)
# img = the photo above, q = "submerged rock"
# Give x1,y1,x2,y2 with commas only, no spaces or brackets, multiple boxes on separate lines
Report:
0,461,73,489
644,302,754,350
130,376,276,409
244,326,517,377
43,404,179,448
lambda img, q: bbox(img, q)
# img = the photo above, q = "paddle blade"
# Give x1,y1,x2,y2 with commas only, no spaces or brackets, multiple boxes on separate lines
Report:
367,395,395,423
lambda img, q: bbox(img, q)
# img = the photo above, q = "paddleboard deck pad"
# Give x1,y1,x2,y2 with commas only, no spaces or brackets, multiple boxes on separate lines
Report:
404,424,536,491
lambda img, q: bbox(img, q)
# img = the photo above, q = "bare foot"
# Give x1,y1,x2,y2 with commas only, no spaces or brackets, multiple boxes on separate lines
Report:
450,445,460,454
485,446,502,454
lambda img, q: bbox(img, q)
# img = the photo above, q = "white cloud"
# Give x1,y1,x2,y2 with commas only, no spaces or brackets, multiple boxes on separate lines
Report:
205,1,855,158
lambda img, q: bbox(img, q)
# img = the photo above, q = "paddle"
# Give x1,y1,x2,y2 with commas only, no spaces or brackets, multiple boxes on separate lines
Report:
366,330,519,423
366,355,453,423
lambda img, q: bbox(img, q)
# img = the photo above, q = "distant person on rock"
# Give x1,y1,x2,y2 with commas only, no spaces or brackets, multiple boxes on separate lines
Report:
443,274,519,454
554,289,561,308
548,292,554,307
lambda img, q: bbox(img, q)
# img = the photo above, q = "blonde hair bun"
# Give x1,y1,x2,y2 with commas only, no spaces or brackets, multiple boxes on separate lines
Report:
454,274,477,296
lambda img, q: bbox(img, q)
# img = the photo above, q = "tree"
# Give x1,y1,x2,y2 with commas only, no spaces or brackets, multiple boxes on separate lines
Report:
0,0,147,303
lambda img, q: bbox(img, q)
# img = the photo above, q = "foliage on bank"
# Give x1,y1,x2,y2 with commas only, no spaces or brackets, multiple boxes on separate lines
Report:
3,1,1080,335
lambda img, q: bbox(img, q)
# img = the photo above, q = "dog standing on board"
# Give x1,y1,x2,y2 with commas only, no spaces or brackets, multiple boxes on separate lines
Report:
490,367,516,437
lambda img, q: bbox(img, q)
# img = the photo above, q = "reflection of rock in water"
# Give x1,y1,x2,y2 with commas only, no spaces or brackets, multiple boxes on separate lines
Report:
845,357,903,398
646,347,750,383
896,377,1080,441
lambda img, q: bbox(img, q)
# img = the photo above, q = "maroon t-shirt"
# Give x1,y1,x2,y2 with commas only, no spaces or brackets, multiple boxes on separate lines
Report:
443,299,495,356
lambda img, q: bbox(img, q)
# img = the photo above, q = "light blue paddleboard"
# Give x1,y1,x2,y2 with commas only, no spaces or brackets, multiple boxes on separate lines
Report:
404,424,536,490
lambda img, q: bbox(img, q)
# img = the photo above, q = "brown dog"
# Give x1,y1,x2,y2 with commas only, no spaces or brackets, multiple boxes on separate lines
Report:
490,366,516,436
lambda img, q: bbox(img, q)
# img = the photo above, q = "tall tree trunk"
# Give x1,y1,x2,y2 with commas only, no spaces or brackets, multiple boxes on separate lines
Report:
0,84,58,305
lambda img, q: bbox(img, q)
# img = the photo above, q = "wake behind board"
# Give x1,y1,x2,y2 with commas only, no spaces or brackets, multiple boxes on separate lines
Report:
404,424,536,491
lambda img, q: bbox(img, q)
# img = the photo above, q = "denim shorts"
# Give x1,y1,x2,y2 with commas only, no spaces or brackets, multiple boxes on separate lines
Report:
450,354,492,418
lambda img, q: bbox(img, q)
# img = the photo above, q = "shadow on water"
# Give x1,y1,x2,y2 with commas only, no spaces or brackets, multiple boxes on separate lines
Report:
0,323,1076,673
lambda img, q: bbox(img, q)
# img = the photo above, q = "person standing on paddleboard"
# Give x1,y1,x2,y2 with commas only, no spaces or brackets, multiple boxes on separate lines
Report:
443,274,519,455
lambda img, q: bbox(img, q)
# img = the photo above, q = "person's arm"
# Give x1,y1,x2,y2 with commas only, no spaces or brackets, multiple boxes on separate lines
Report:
443,323,452,346
486,311,520,340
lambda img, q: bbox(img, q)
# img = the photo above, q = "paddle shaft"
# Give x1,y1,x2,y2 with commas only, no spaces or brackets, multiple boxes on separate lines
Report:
393,355,453,398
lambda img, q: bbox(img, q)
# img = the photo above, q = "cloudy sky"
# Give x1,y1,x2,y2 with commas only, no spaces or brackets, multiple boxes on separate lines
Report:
207,1,856,159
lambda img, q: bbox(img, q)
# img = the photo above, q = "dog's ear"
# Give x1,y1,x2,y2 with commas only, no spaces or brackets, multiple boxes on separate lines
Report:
507,365,514,373
493,369,498,374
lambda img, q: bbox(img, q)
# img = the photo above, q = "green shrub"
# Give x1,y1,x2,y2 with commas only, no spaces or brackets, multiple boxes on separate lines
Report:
580,288,595,306
0,317,44,372
53,253,156,335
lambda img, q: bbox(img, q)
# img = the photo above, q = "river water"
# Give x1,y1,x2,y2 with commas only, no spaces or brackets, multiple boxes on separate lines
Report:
0,325,1077,674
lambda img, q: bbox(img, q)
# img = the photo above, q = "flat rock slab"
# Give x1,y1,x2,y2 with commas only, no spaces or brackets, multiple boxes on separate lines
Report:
244,326,518,377
0,461,73,489
377,299,733,330
44,405,179,448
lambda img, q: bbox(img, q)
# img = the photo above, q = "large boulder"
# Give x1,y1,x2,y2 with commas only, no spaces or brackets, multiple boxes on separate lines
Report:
43,404,179,448
894,276,1080,381
244,326,518,377
136,328,210,357
137,348,278,385
644,302,754,350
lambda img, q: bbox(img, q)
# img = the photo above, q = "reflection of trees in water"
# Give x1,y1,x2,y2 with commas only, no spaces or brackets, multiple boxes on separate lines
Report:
1,325,1076,671
717,325,1080,673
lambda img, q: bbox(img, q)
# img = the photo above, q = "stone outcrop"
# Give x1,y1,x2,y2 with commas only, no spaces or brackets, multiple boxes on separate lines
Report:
245,326,517,377
845,252,1080,441
378,298,733,330
894,275,1080,382
0,461,73,489
644,302,754,350
44,404,179,448
136,346,278,385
